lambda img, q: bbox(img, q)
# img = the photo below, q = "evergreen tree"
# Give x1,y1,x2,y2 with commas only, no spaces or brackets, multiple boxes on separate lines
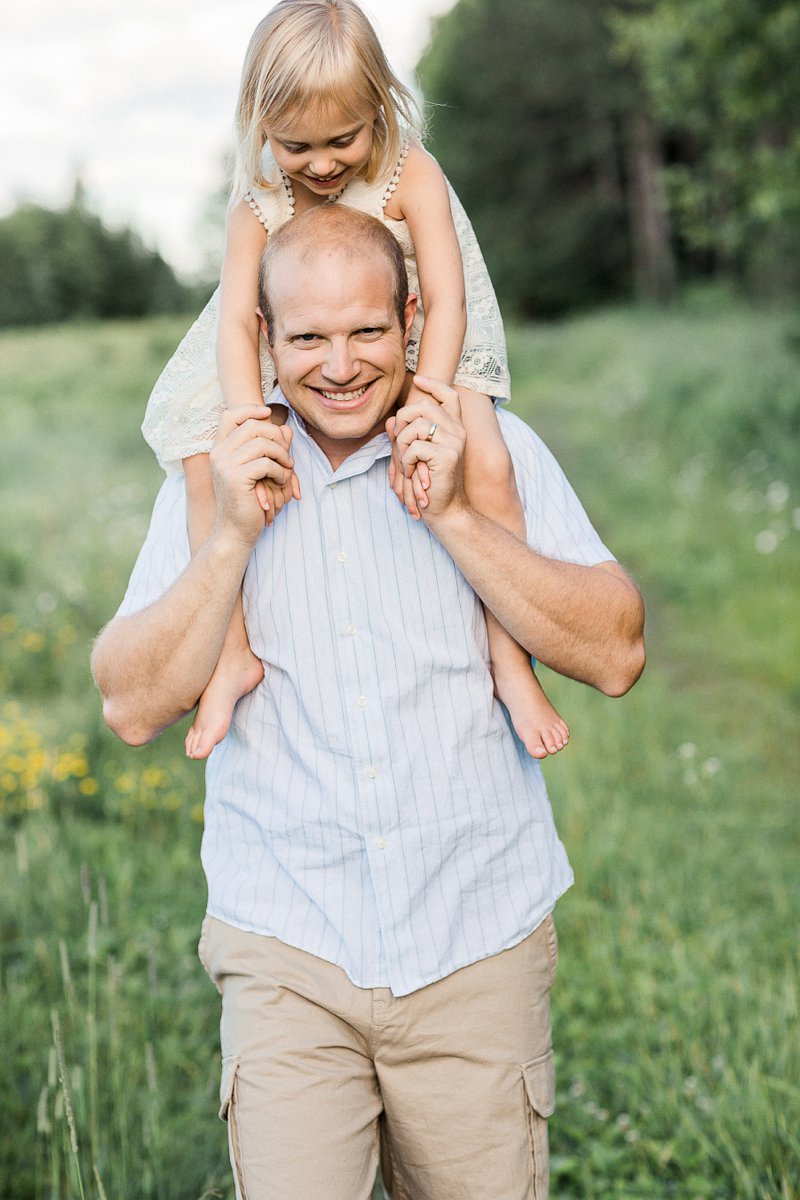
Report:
0,187,189,327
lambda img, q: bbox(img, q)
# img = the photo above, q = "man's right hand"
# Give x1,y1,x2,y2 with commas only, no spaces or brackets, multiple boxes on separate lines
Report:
210,406,299,545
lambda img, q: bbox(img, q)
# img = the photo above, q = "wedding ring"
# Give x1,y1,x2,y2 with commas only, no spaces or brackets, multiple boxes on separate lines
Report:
426,422,438,441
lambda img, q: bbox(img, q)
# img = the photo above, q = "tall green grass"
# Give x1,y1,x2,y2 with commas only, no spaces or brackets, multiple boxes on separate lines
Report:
1,294,798,1198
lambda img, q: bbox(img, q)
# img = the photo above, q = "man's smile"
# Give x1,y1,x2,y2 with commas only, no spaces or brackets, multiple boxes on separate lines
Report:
313,382,374,409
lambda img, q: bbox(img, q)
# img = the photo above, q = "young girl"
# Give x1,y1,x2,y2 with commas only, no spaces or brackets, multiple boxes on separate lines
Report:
142,0,570,762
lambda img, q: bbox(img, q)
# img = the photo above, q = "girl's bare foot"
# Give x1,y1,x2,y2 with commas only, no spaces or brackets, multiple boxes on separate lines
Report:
185,647,264,759
493,662,570,759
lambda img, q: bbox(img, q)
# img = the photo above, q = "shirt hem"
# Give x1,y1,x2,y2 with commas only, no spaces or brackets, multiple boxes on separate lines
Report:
205,871,573,998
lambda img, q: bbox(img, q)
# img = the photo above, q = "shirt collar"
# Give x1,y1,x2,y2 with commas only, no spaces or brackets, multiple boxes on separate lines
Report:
286,404,392,483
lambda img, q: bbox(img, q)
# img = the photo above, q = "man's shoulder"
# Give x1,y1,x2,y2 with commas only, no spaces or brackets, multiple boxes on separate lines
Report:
496,408,557,485
497,407,545,452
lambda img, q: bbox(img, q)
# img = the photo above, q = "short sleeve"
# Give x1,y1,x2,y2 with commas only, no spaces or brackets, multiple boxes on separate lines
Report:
115,478,191,616
498,409,614,566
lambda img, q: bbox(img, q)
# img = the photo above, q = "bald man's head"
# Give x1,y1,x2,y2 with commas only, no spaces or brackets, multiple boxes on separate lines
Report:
258,205,409,343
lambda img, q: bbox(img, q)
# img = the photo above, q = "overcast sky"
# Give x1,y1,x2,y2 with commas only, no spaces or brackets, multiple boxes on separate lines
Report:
0,0,455,276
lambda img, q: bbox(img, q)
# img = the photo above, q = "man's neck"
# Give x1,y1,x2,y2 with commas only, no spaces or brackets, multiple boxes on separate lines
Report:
289,404,398,472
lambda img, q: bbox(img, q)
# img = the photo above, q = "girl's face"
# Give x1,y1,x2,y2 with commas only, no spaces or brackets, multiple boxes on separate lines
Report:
265,103,375,198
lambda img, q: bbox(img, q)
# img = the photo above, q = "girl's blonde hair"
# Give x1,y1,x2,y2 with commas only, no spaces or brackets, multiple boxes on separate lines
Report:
233,0,421,197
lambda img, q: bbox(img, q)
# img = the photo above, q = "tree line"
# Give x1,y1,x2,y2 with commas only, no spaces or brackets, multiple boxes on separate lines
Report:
0,183,193,327
418,0,800,315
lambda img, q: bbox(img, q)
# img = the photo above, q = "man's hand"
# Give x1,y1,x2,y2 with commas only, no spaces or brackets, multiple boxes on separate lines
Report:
387,376,467,524
211,406,299,543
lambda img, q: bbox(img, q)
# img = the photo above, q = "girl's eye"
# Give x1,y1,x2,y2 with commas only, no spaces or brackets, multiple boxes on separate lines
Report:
331,137,355,148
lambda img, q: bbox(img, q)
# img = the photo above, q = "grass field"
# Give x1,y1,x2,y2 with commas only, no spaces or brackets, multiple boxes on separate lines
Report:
1,292,798,1198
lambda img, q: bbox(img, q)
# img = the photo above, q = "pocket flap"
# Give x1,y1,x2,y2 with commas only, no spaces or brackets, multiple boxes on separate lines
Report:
522,1050,556,1119
218,1055,240,1122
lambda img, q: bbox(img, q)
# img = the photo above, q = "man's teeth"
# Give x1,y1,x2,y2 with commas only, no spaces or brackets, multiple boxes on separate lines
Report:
319,386,367,401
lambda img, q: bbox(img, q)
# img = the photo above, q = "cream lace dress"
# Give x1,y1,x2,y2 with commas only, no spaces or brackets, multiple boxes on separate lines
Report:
142,136,511,474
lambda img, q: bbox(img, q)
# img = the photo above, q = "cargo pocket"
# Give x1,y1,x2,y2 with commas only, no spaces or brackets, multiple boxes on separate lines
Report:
522,1049,556,1200
219,1055,249,1200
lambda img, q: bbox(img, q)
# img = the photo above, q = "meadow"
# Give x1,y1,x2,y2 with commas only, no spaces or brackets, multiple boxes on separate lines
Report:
1,292,798,1198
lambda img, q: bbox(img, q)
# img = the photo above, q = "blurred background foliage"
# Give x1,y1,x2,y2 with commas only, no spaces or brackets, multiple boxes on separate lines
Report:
0,182,201,328
419,0,800,314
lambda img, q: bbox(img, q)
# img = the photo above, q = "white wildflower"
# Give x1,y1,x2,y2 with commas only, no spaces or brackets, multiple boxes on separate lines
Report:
766,481,789,511
755,529,779,554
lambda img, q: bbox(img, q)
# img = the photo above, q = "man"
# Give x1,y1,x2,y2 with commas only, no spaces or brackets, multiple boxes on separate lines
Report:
93,204,644,1199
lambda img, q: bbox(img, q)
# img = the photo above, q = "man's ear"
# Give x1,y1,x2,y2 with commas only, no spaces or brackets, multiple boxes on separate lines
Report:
403,293,418,343
256,307,274,357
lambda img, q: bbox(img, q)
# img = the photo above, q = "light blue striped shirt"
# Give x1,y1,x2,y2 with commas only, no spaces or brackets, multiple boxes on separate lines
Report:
119,405,612,995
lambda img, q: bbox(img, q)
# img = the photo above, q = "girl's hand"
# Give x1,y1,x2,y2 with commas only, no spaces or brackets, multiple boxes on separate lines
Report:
387,383,433,519
255,430,302,525
390,376,467,525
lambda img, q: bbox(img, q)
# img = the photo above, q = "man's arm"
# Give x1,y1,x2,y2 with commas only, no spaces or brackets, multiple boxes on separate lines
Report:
91,407,295,744
389,379,645,697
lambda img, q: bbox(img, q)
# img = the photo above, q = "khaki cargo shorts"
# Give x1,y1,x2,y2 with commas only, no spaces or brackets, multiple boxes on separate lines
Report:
199,913,559,1199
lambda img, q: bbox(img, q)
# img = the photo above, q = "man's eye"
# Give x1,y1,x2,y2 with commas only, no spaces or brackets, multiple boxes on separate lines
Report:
294,334,320,344
357,327,383,337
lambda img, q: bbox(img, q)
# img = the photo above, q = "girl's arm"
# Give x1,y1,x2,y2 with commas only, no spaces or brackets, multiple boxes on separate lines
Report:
217,199,269,408
392,144,467,387
212,200,298,524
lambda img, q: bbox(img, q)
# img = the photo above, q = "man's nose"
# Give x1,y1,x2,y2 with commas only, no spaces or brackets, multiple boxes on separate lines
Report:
322,339,359,384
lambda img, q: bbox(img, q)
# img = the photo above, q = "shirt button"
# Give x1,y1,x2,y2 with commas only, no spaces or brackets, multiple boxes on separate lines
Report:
336,551,348,563
367,766,379,779
345,623,357,636
356,695,367,708
375,837,387,849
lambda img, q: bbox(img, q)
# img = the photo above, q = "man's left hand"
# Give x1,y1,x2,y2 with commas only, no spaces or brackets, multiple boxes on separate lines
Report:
387,376,467,524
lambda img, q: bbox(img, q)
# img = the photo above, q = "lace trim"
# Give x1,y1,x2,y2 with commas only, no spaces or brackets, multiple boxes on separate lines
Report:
243,190,271,232
278,173,297,218
380,134,411,211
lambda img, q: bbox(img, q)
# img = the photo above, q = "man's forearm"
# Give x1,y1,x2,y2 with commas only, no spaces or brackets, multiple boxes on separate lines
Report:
91,528,253,744
429,503,645,695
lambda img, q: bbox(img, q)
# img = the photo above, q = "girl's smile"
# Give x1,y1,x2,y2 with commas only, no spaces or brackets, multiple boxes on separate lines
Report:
266,104,376,200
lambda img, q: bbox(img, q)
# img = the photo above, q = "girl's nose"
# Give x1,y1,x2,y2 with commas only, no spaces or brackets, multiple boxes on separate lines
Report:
310,155,337,178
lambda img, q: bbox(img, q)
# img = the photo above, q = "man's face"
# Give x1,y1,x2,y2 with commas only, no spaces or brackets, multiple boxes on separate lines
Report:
262,247,415,467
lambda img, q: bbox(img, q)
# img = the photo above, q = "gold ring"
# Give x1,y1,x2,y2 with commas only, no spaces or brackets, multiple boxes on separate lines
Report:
426,422,438,441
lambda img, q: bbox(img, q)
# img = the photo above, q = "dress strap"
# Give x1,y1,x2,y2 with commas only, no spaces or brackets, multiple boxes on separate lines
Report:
243,190,270,232
380,133,411,211
244,144,295,235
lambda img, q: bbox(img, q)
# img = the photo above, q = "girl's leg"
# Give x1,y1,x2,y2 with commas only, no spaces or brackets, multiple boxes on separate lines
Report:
458,392,569,759
182,453,264,760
